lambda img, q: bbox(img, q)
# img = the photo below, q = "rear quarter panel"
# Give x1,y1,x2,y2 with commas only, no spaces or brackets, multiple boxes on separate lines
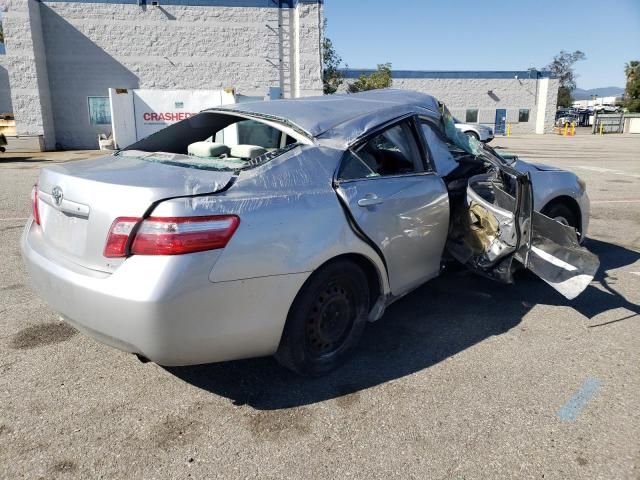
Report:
151,145,390,292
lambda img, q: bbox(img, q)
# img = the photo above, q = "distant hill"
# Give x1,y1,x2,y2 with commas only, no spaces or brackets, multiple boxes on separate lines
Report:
573,86,624,100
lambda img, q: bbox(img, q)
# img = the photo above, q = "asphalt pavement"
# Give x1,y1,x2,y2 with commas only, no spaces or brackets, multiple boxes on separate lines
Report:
1,134,638,479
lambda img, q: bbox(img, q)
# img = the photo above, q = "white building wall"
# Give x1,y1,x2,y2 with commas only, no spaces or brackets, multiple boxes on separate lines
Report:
3,0,323,149
544,78,559,133
0,63,14,113
3,0,56,149
295,1,323,97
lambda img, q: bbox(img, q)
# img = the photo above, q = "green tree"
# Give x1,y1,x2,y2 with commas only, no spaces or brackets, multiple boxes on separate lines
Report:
322,20,343,95
557,87,573,108
0,23,4,44
347,63,393,93
624,60,640,112
546,50,586,107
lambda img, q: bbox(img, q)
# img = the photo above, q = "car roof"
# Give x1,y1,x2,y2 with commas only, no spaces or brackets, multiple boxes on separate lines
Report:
208,89,441,140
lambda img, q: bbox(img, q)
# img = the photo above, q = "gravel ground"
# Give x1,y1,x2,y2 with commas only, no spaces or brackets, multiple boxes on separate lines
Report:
1,135,639,479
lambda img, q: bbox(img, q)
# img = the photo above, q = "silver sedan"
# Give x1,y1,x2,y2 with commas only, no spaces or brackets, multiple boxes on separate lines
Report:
22,90,598,376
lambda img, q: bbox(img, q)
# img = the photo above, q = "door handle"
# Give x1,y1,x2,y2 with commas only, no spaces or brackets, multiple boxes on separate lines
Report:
357,194,384,207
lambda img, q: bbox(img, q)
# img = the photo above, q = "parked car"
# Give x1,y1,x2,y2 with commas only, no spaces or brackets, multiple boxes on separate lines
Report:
593,104,620,113
555,109,580,127
454,119,494,142
22,90,598,376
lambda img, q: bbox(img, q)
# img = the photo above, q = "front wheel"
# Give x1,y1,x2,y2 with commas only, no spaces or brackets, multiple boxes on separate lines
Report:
542,202,580,237
465,131,480,141
275,260,370,376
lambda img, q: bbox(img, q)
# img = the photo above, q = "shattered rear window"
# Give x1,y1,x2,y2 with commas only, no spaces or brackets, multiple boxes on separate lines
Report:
119,112,302,171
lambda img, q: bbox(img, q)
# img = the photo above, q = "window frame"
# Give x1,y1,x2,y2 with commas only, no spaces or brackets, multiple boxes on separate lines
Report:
235,118,283,149
465,109,479,123
518,108,530,123
87,96,112,126
335,115,434,184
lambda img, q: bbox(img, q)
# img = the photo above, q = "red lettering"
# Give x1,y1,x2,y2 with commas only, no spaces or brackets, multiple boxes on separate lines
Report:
142,111,200,122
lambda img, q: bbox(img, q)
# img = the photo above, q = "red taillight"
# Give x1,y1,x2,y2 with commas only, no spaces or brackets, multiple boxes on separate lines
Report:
104,215,240,258
104,217,140,258
31,185,41,225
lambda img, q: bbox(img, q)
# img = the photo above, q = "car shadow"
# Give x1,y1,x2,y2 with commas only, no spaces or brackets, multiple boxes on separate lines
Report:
0,157,38,163
167,238,639,410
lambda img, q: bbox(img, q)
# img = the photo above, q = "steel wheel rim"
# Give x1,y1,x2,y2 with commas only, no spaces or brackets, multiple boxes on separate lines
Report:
305,278,357,358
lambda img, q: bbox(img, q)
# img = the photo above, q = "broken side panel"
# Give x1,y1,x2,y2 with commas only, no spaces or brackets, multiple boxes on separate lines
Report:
516,212,600,300
447,168,598,299
446,169,529,283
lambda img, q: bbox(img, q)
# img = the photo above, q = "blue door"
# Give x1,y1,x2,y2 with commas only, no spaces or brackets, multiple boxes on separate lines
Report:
495,109,507,135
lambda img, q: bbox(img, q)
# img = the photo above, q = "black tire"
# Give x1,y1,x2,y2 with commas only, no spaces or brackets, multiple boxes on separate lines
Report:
275,260,370,377
465,131,480,141
542,202,579,232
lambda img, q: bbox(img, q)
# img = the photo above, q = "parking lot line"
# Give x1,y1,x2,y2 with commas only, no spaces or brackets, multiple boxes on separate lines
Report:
557,377,602,422
573,166,640,179
0,217,28,221
590,200,640,204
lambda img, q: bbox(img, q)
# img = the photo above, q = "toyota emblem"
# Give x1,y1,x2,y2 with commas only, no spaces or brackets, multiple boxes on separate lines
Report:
51,186,63,206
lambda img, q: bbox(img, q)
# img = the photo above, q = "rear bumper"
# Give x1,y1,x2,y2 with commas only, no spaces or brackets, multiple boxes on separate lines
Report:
21,220,310,366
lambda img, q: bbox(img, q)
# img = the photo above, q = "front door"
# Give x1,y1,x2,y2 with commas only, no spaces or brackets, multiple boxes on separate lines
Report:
335,119,450,296
494,108,507,135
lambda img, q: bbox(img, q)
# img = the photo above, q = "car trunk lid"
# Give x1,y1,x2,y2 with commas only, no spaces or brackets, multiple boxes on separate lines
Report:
35,153,234,273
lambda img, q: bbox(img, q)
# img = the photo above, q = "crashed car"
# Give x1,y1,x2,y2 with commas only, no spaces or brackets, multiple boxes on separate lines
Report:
21,90,598,376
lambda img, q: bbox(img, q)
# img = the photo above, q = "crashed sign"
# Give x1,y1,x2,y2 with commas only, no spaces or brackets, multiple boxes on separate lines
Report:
142,112,195,122
133,90,231,139
109,88,236,149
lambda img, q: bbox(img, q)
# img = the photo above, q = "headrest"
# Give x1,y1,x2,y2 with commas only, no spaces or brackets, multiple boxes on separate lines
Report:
230,144,268,160
188,142,230,158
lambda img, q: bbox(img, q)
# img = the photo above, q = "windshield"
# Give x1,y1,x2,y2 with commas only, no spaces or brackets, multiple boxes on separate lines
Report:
119,112,301,171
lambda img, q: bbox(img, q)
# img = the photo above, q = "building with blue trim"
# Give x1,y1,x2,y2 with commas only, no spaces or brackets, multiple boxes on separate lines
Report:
342,69,559,135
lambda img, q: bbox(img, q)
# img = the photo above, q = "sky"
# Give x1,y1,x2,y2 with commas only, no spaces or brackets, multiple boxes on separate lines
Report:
324,0,640,90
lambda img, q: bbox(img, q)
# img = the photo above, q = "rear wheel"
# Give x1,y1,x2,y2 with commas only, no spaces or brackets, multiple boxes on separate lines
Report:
275,260,369,376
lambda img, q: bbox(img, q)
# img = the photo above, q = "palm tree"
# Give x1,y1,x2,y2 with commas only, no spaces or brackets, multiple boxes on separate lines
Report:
625,61,639,81
624,61,640,112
